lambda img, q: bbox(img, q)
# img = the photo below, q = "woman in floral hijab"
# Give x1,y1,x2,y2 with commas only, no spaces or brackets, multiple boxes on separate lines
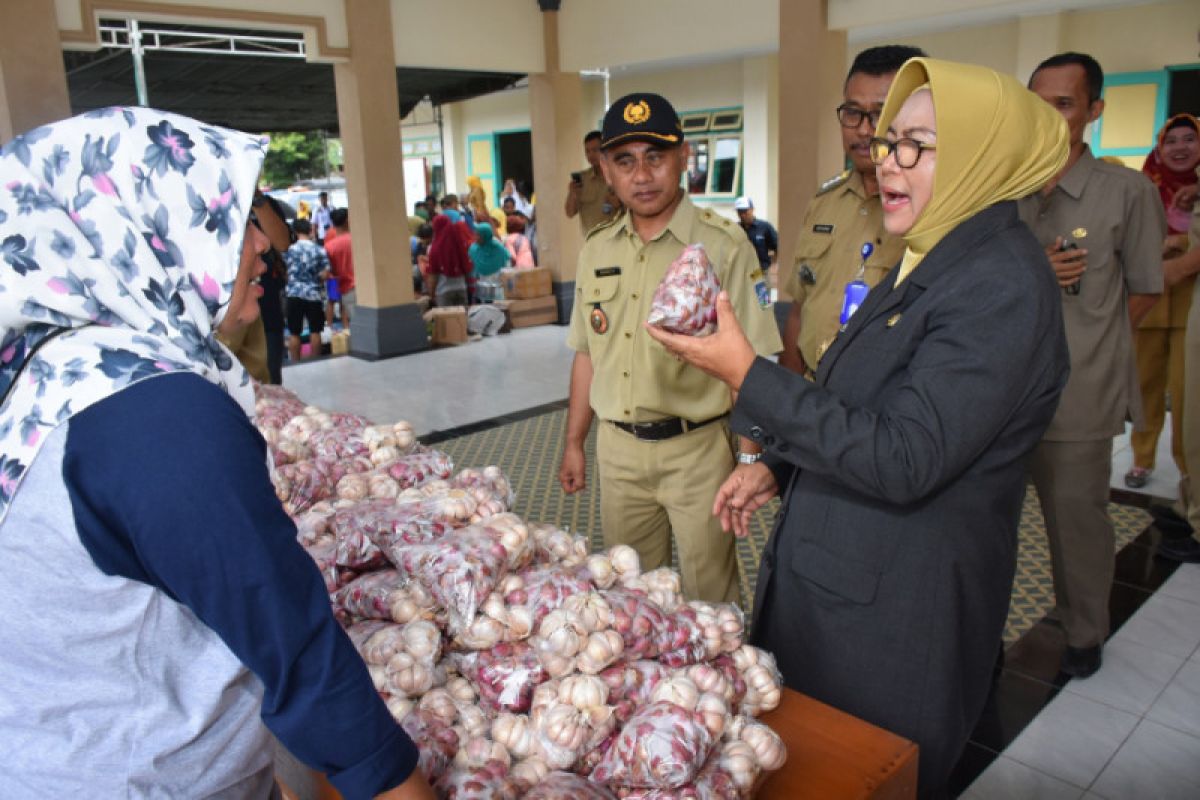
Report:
0,108,430,799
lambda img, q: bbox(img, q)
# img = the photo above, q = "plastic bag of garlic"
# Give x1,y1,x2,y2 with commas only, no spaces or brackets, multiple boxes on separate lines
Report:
254,384,786,797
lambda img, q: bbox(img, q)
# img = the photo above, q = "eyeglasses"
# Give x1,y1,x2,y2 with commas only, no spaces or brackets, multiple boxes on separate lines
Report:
869,137,937,169
836,105,881,129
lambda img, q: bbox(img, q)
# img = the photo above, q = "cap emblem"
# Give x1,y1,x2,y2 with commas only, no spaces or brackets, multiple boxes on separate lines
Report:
624,100,651,125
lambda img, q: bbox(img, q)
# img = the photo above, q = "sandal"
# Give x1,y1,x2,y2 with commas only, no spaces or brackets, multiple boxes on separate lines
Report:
1124,467,1151,489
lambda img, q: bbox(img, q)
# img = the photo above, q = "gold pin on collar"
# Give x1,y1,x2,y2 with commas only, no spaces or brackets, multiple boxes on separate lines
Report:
886,313,903,327
1072,227,1088,239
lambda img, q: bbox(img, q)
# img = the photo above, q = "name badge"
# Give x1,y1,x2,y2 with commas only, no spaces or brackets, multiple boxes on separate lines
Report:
813,224,835,234
595,266,621,278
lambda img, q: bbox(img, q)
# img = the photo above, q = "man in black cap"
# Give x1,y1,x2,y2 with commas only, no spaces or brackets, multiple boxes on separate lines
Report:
557,91,782,604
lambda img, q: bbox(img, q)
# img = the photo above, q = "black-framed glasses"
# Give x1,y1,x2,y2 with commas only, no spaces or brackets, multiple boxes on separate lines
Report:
836,104,881,129
869,137,937,169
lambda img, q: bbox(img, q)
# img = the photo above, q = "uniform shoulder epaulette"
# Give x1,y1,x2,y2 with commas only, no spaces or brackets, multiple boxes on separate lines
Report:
584,214,621,240
815,169,851,197
698,207,742,239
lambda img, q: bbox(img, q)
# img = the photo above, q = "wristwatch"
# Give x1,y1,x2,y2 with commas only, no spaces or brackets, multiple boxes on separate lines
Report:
737,452,762,465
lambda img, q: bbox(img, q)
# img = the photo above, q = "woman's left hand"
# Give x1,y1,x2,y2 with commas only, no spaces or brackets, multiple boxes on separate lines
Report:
643,291,757,391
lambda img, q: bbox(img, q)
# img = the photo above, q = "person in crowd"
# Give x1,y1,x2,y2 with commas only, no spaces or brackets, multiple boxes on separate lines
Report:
558,92,782,604
254,191,293,384
312,190,333,242
413,200,430,223
465,175,505,234
324,208,356,328
1125,115,1200,489
502,178,534,218
441,193,462,216
645,58,1070,798
732,196,778,274
412,222,434,295
297,198,312,220
284,218,331,363
214,189,291,385
1161,195,1200,559
1019,52,1165,678
469,221,511,303
0,107,432,800
501,196,519,219
427,213,471,307
564,130,622,234
504,214,536,268
780,44,925,376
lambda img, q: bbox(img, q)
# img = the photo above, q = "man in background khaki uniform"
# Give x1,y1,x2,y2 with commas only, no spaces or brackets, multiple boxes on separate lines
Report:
779,45,925,376
1020,52,1165,678
558,93,782,603
565,131,622,234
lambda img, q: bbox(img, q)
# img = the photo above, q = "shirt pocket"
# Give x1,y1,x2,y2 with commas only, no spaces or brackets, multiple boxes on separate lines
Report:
583,274,621,305
790,232,835,296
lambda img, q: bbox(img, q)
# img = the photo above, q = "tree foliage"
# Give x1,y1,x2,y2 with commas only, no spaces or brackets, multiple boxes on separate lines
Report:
260,131,328,189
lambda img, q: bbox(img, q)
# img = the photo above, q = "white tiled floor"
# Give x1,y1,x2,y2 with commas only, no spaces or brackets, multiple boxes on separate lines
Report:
966,565,1200,800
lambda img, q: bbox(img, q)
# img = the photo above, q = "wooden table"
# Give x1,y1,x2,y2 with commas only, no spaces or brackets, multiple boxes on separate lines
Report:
757,688,918,799
283,687,917,800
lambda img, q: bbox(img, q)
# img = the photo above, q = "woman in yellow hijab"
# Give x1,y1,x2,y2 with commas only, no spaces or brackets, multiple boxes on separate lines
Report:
465,175,507,235
647,58,1070,796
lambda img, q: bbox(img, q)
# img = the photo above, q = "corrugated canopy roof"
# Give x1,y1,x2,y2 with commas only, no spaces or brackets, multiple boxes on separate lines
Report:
63,48,524,133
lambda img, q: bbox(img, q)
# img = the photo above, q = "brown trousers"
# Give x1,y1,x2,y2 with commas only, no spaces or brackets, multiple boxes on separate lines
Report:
1181,281,1200,530
597,419,740,604
1131,326,1187,472
1030,438,1115,649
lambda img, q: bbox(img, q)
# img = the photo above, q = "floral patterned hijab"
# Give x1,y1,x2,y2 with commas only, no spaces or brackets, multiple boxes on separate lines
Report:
0,107,266,522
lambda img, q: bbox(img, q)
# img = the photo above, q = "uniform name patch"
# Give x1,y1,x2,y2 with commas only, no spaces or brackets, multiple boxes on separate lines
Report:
595,267,621,277
812,224,835,234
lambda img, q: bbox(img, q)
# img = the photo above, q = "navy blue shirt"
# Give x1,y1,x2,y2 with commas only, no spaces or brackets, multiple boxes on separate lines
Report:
64,373,418,799
740,218,779,271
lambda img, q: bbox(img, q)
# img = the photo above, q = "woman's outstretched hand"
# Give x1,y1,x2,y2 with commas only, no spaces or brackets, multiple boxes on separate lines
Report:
643,291,757,391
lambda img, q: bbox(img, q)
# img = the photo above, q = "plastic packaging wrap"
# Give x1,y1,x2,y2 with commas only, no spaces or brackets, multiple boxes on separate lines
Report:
522,771,618,799
451,642,548,713
590,700,717,789
335,498,457,569
345,620,404,665
646,243,721,337
332,570,408,621
293,503,337,547
384,528,510,630
386,449,455,489
308,426,371,462
400,708,460,783
302,540,354,594
603,588,675,661
435,760,520,800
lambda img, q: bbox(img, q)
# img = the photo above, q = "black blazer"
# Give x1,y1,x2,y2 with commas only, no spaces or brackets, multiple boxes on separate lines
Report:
733,201,1069,793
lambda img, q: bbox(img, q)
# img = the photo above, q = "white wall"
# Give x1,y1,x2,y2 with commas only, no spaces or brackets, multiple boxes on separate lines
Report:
391,0,543,73
558,0,777,73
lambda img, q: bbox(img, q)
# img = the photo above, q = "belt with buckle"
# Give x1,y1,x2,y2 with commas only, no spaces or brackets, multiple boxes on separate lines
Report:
609,414,726,442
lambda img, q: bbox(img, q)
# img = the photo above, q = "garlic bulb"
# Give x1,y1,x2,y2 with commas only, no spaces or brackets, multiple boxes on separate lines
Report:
445,675,477,704
719,739,760,790
651,674,700,710
583,553,617,589
740,719,787,770
418,688,459,725
509,756,549,788
454,735,511,770
696,692,729,738
385,696,414,724
401,619,442,662
561,592,612,633
575,630,624,675
558,675,609,710
491,713,538,759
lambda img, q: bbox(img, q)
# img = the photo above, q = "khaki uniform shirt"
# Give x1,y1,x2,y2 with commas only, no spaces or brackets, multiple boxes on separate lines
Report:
1018,147,1166,441
785,170,905,369
567,196,783,423
577,168,620,234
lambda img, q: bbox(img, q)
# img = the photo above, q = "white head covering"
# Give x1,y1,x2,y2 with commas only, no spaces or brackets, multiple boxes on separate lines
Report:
0,107,266,522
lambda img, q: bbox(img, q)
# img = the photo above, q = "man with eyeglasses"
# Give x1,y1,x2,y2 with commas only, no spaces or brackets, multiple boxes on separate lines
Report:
779,45,925,377
558,92,782,604
1018,52,1165,679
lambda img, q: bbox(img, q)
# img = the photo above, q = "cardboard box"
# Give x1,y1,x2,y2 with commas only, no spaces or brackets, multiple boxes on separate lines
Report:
330,331,350,355
507,295,558,328
501,267,552,299
425,305,468,345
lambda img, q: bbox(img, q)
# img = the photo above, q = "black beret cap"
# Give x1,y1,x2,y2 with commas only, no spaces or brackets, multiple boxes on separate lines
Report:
600,92,683,150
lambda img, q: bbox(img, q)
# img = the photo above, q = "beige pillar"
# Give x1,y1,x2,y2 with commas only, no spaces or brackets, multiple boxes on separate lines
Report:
741,55,779,226
528,8,584,323
0,0,71,142
777,0,844,305
1016,13,1065,85
335,0,425,357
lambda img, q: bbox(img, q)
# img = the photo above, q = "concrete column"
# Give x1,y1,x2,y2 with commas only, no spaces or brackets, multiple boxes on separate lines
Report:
1016,13,1064,85
776,0,843,312
741,55,779,226
0,0,71,142
528,8,584,324
335,0,425,359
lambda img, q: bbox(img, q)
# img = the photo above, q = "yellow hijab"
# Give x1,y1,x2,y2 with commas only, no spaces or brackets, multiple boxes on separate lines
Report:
875,58,1070,284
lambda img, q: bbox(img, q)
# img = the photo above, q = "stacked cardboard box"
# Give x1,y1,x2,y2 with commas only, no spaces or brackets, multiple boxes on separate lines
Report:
498,267,557,328
424,306,468,345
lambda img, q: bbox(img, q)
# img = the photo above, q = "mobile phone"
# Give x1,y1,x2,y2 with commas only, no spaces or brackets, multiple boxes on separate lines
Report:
571,171,583,185
1060,241,1081,295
